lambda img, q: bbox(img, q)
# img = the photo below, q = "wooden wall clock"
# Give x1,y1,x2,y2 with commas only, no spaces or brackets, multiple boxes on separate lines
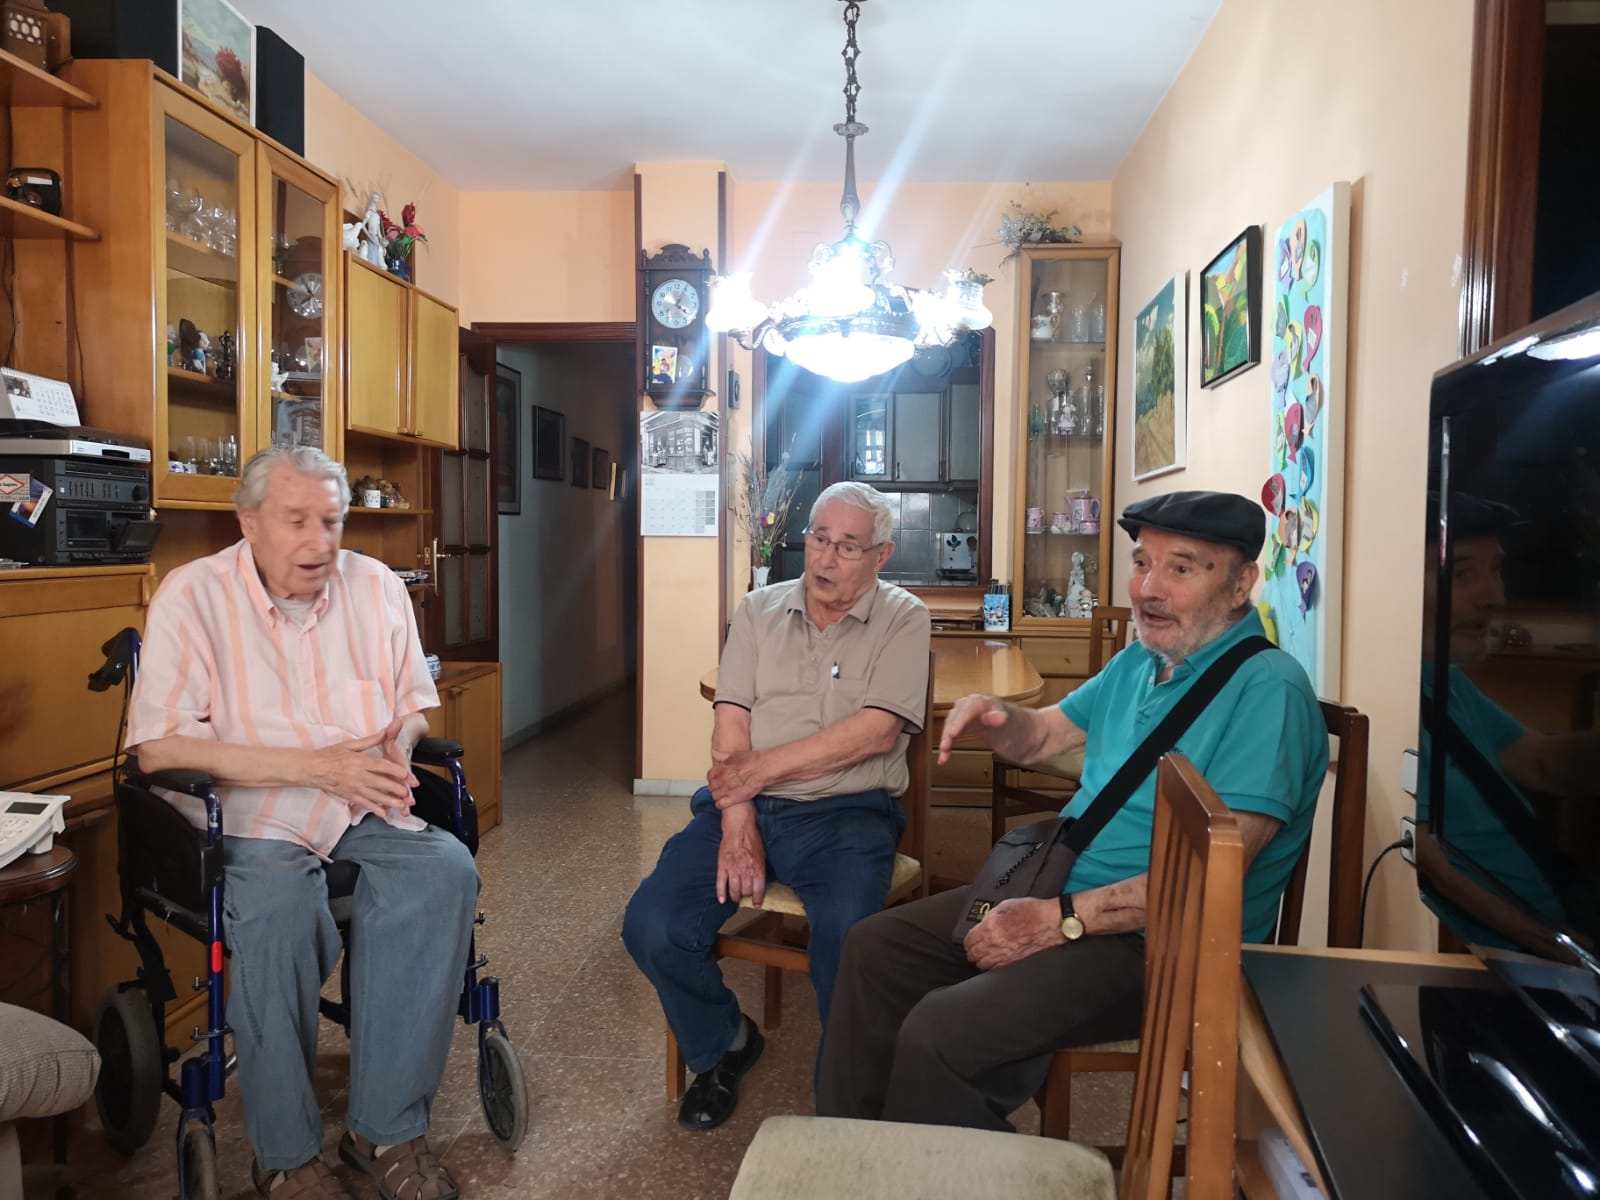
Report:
639,243,714,409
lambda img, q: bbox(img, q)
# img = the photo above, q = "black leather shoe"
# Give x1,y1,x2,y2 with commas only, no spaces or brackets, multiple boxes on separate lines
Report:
677,1016,765,1132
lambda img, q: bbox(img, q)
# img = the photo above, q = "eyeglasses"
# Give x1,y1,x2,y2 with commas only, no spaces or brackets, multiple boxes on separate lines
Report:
803,529,883,562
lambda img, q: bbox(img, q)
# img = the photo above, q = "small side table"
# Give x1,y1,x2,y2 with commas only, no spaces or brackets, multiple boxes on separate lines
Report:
0,845,78,1170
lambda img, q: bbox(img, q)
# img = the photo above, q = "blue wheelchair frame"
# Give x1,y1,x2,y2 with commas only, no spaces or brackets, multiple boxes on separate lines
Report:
89,628,525,1198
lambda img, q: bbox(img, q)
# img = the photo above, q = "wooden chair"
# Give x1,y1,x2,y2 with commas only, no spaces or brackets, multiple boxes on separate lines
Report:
725,752,1246,1200
666,653,936,1100
989,606,1134,844
1035,699,1370,1157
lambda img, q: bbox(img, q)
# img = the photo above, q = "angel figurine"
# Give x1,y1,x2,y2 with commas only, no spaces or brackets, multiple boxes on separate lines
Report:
1066,552,1094,619
360,192,387,267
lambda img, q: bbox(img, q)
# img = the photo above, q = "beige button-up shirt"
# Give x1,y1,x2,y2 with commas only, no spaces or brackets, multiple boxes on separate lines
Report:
714,576,930,800
125,539,440,856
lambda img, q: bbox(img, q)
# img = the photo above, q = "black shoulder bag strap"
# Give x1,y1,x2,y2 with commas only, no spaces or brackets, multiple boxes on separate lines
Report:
1061,635,1276,853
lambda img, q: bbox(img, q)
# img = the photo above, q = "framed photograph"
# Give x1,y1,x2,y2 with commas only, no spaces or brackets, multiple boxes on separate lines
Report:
1132,274,1188,481
179,0,255,123
495,364,520,514
532,405,565,481
571,437,591,488
591,446,611,490
1199,225,1263,388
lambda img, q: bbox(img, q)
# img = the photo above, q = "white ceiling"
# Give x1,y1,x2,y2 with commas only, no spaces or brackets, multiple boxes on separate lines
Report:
232,0,1220,191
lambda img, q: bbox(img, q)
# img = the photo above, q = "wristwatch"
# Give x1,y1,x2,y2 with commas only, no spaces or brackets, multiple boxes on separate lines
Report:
1058,893,1086,941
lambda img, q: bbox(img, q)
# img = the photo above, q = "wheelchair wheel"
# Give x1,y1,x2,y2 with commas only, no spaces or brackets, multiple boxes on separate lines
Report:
179,1121,221,1200
93,986,163,1154
478,1029,528,1153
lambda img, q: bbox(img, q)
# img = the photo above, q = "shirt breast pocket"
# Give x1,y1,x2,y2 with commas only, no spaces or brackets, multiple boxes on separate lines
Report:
334,680,390,738
821,679,869,728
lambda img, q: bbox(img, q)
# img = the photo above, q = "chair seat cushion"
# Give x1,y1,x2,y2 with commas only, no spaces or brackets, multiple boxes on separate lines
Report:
1067,1038,1141,1055
0,1003,100,1123
739,854,920,917
728,1115,1115,1200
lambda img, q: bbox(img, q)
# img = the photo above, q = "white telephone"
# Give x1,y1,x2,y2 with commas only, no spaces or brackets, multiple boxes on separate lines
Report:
0,793,68,870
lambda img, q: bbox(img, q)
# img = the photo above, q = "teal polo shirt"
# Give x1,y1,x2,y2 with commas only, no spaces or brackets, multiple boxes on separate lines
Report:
1059,610,1327,942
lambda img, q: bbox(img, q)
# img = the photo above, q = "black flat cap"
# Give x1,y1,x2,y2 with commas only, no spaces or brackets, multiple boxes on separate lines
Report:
1118,490,1266,559
1424,491,1520,544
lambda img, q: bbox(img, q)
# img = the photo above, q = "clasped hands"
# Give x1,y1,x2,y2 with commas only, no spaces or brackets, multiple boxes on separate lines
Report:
963,896,1069,970
317,714,419,818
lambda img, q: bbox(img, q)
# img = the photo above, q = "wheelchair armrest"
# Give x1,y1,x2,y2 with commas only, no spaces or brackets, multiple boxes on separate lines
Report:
126,759,216,799
414,737,463,764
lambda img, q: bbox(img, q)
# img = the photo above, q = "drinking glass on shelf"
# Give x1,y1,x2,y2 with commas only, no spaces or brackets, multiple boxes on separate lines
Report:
1091,300,1107,342
1069,305,1091,343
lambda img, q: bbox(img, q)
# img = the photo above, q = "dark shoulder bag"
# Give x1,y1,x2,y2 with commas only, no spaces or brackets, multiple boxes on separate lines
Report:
952,636,1274,941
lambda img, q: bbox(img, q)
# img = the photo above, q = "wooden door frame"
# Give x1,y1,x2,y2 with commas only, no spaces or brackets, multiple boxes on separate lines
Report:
1459,0,1545,356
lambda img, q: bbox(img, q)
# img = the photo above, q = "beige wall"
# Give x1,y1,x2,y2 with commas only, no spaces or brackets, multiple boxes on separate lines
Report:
458,191,637,327
301,72,463,306
1110,0,1476,949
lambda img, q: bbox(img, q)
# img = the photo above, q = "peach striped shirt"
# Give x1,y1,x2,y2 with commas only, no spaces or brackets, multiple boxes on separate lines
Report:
125,539,440,856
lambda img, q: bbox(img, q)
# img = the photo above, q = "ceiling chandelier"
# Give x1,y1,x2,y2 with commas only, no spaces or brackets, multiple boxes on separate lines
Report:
705,0,992,384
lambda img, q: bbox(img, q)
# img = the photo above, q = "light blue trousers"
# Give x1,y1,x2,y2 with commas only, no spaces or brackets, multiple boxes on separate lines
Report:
221,820,480,1171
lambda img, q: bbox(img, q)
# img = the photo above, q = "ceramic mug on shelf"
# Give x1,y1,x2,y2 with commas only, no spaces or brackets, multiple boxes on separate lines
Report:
1050,510,1072,533
1026,506,1044,530
1070,493,1101,532
362,488,382,509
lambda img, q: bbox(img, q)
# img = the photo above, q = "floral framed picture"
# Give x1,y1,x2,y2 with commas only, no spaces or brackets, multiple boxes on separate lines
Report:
1199,225,1263,389
179,0,255,123
591,447,610,490
495,364,520,515
532,405,564,482
571,437,591,488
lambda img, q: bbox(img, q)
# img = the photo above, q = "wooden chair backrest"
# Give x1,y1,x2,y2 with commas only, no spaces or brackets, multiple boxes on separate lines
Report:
1089,606,1135,675
1272,700,1370,949
1121,753,1245,1200
898,651,935,866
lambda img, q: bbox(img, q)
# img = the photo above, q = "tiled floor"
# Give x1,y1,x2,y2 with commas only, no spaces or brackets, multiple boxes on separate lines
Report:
65,692,1133,1199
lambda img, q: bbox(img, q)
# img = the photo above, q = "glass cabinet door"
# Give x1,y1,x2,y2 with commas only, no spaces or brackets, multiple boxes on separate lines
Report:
156,92,256,503
1014,248,1119,621
258,145,340,459
848,394,889,479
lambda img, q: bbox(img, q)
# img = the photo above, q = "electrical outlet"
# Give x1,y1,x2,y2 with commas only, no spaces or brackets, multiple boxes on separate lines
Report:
1400,815,1417,865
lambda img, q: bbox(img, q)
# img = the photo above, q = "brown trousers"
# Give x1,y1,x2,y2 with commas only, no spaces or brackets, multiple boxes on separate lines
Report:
815,886,1146,1130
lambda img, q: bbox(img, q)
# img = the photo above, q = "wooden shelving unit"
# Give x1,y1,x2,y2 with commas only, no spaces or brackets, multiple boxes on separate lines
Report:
165,231,238,283
0,48,97,109
0,193,97,240
347,506,432,517
166,366,236,401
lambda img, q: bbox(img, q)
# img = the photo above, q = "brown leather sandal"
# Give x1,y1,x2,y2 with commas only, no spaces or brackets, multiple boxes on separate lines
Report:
339,1132,459,1200
250,1156,355,1199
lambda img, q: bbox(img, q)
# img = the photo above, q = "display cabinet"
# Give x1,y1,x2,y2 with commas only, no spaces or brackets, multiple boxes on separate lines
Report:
67,61,344,507
1008,243,1121,705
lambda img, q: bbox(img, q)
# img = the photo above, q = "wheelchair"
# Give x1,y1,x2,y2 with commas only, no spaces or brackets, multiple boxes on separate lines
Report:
85,629,529,1200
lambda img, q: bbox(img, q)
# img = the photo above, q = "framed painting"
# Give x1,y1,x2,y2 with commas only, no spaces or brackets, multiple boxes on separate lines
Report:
1132,273,1187,481
1199,225,1263,388
495,364,520,514
532,405,564,481
1260,182,1351,699
591,447,610,490
179,0,255,123
571,437,591,488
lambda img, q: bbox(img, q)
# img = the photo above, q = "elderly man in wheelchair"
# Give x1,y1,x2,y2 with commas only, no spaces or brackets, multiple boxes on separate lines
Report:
101,446,519,1200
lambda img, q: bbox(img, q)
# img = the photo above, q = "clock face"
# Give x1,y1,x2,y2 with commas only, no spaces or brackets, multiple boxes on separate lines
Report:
651,278,700,330
287,272,324,319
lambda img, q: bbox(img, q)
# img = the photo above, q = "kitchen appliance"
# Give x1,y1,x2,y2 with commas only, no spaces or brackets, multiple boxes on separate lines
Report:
938,530,978,580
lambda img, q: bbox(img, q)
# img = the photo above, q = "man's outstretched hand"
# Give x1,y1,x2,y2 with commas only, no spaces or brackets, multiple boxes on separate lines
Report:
937,694,1010,764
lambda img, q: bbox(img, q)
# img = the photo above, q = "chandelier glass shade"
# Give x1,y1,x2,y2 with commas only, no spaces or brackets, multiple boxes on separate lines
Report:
705,1,992,384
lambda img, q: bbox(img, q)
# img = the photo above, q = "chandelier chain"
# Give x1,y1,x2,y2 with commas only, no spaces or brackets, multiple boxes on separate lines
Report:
840,1,861,126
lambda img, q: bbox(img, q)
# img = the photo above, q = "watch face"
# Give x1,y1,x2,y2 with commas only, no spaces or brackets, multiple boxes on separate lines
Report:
287,272,324,319
651,278,700,330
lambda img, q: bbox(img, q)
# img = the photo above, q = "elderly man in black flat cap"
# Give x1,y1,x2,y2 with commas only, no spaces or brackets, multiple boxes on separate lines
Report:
816,489,1328,1130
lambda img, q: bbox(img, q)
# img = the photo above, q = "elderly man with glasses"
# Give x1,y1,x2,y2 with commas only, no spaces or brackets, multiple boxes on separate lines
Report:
623,481,930,1132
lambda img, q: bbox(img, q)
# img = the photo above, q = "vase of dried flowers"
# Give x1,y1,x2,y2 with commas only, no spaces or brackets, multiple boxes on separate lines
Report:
737,447,802,587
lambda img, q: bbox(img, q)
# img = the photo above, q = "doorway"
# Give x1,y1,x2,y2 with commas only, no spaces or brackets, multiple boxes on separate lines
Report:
473,321,638,750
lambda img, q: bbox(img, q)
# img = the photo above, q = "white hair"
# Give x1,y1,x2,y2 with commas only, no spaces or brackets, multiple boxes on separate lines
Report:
810,481,893,546
235,446,351,514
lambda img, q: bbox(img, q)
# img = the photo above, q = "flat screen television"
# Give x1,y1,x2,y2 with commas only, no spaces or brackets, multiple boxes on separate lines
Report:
1361,291,1600,1199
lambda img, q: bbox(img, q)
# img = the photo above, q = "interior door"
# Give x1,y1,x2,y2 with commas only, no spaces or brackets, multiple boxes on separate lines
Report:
427,330,497,661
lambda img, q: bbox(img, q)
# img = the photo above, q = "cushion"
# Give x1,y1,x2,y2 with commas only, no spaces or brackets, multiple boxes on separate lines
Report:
728,1115,1116,1200
738,855,921,917
1064,1038,1141,1056
0,1004,100,1123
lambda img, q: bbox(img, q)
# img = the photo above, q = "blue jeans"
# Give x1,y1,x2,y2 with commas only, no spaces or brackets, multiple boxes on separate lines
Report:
221,821,480,1171
622,787,905,1075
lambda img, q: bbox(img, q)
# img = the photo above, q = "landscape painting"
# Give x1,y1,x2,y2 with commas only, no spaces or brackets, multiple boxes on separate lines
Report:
1133,274,1187,480
179,0,254,123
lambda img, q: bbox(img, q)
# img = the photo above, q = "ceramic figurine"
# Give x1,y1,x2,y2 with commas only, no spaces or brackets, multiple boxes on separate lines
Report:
1066,551,1093,619
342,221,363,255
361,192,387,267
